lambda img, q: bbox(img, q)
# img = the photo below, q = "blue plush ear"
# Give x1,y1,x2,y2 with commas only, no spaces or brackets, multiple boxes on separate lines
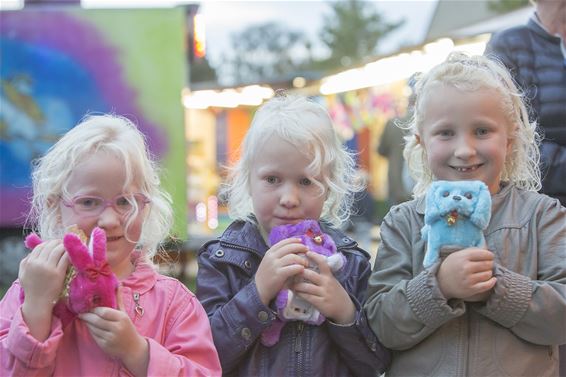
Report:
469,181,491,229
424,181,445,224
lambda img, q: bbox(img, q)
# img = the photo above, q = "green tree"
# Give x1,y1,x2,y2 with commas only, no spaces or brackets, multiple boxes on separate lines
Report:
488,0,530,13
222,22,311,85
190,56,218,84
319,0,404,69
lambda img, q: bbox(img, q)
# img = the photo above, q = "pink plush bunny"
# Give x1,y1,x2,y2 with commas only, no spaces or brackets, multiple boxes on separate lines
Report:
62,227,119,314
21,227,118,324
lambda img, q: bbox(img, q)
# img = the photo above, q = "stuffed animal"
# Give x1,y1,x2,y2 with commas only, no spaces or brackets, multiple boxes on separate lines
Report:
21,226,119,324
421,180,492,268
260,220,346,347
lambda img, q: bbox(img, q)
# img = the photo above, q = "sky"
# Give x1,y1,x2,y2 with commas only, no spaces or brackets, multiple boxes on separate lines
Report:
200,0,439,66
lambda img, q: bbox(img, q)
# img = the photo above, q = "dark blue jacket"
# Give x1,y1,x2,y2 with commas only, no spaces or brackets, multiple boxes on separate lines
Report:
486,16,566,204
196,220,390,377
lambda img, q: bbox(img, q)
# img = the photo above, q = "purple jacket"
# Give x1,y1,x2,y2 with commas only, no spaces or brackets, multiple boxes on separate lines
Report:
196,220,390,376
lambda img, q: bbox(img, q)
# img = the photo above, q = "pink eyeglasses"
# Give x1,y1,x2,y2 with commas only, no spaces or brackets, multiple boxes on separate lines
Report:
61,193,150,217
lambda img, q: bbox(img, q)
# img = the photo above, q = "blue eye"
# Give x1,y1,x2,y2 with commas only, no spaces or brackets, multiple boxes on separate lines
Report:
115,196,133,209
300,178,312,186
266,176,279,184
476,128,489,136
75,197,102,210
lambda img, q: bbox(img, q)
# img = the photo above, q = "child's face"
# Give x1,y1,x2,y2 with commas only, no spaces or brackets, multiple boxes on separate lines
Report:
417,84,512,194
59,151,145,279
249,137,326,237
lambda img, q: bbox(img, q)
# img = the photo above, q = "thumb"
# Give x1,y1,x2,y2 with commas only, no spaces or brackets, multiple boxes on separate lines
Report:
306,251,331,275
116,285,126,312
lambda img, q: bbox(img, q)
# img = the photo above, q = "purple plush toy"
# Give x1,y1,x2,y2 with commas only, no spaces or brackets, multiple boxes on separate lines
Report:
260,219,346,347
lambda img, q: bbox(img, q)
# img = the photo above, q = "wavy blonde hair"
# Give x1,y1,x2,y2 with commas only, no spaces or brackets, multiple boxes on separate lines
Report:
403,52,541,197
28,114,173,262
222,94,363,228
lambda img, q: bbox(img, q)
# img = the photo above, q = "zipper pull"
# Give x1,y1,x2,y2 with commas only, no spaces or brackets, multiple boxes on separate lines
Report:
133,292,144,317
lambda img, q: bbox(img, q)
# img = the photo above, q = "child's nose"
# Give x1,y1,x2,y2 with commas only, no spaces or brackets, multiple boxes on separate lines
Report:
97,205,121,228
279,185,300,208
454,137,476,159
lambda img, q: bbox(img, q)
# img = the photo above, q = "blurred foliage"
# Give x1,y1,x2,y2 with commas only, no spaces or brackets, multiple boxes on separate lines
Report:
488,0,530,13
215,0,402,85
221,21,311,85
190,56,218,84
318,0,404,69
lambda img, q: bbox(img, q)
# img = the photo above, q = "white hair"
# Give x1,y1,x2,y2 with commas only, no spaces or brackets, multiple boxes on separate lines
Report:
28,114,173,262
223,94,363,228
403,52,541,197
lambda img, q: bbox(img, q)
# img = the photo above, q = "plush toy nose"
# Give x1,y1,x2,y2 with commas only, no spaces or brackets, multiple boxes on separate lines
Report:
453,195,462,201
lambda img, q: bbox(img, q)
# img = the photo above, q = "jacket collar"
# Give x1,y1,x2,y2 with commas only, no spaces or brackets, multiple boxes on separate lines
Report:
528,16,564,44
119,251,158,294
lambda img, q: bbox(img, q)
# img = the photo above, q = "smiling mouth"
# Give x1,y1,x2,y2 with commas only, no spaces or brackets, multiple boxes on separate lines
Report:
106,236,122,242
452,164,481,172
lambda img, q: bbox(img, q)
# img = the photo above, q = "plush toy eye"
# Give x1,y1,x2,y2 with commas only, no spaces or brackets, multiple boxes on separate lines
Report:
464,192,473,199
442,191,450,197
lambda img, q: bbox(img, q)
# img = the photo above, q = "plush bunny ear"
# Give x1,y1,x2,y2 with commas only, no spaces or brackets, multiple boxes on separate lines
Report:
63,233,92,270
24,233,43,250
90,227,107,264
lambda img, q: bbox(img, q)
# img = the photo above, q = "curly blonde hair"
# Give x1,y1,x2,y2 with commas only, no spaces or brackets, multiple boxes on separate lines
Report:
222,94,363,228
28,114,173,262
403,52,541,197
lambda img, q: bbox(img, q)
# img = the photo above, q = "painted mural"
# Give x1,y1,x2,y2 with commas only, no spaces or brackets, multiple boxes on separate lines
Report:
0,7,187,236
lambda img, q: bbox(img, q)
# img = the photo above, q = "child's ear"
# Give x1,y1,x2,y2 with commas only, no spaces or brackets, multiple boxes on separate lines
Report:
46,194,59,209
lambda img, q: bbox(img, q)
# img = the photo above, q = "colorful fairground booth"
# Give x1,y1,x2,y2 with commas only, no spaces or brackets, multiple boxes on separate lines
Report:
182,37,490,234
180,3,531,275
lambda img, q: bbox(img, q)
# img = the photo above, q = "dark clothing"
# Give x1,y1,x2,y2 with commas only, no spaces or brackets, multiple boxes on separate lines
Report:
196,220,390,377
486,16,566,205
378,117,411,205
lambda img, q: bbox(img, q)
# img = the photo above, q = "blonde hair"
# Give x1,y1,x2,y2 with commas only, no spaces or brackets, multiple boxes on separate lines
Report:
223,94,363,228
403,52,541,197
28,114,173,261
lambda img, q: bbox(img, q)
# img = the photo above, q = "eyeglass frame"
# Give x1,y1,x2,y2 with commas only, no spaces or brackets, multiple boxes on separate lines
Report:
61,193,151,218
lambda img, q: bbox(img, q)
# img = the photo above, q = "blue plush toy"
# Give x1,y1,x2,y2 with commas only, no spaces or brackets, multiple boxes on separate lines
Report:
421,180,492,268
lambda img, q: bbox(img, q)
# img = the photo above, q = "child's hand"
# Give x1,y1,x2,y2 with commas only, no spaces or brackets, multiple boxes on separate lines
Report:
19,239,69,340
79,287,149,376
255,238,308,306
437,247,497,300
292,251,356,325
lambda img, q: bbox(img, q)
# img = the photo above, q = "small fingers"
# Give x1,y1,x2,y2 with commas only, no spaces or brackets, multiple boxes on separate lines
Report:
306,252,331,274
471,269,494,283
467,248,495,262
293,280,322,297
300,267,323,285
46,242,66,265
280,253,309,268
269,238,306,257
474,277,497,292
467,260,494,274
278,264,305,280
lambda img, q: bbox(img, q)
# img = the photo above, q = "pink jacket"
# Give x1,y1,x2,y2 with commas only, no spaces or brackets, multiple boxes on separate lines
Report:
0,259,221,376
